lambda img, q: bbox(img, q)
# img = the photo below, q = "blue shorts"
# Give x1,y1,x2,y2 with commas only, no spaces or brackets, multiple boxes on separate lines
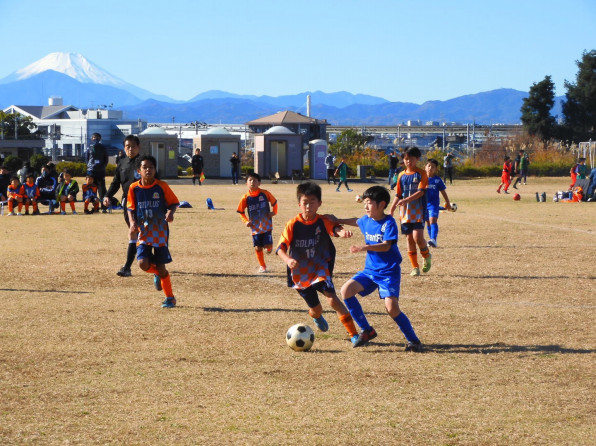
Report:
425,205,440,220
252,231,273,248
352,269,401,299
401,222,424,235
136,244,172,265
297,280,335,308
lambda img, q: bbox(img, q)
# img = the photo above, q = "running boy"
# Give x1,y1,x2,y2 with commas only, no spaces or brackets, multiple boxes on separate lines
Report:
22,173,40,215
334,186,423,350
276,181,359,342
82,174,100,214
127,155,180,308
56,169,79,214
6,176,24,216
237,172,278,273
497,156,513,194
425,159,451,248
389,146,431,276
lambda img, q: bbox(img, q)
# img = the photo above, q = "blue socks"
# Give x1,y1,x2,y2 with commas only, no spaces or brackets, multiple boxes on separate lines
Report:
343,296,372,331
427,222,439,241
394,312,419,343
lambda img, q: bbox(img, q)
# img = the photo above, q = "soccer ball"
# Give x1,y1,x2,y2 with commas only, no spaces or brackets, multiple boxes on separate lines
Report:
355,194,363,203
450,202,458,212
286,324,315,352
513,193,521,201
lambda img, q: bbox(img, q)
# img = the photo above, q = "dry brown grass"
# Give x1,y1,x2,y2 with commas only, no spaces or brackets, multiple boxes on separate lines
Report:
1,177,595,445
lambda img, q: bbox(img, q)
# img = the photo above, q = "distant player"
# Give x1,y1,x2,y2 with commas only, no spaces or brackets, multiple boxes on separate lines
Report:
237,172,278,273
424,159,452,248
497,155,513,194
127,155,180,308
276,181,359,342
389,146,431,276
21,173,40,215
82,174,100,214
333,185,423,351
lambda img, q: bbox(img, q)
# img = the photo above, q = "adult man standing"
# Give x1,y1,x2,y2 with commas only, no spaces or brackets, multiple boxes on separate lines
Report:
191,148,204,185
86,133,109,211
512,149,530,189
443,152,454,185
325,151,336,185
103,135,141,277
230,152,241,185
388,151,399,189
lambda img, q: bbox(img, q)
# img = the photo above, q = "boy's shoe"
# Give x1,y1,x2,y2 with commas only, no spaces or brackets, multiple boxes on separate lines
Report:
352,327,377,348
16,213,23,216
405,340,424,353
25,210,29,215
72,211,78,215
84,209,91,214
410,267,420,276
422,253,432,273
116,266,132,277
496,189,501,194
6,212,15,216
153,274,162,291
503,190,510,194
347,188,353,192
32,210,40,215
335,188,340,192
161,297,176,308
312,315,329,332
60,211,66,215
428,239,436,248
350,334,360,345
257,266,268,273
513,184,518,189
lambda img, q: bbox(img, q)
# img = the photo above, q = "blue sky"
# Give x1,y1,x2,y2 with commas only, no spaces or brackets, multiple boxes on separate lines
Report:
1,0,595,103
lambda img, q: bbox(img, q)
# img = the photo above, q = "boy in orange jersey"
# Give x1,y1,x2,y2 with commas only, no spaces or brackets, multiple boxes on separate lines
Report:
21,173,40,215
127,155,180,308
276,181,359,343
82,174,100,214
497,155,513,194
389,146,431,276
237,172,278,273
6,176,24,216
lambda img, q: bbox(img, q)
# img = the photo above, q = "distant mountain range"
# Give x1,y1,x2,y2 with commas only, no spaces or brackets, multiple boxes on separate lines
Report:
0,52,564,125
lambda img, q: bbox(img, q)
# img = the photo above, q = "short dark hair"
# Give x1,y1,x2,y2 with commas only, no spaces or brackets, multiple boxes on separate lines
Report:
26,172,35,179
362,185,390,209
63,168,73,176
404,146,421,158
85,173,95,179
504,156,510,161
246,172,261,182
92,133,101,140
296,181,322,202
427,158,439,167
136,154,157,169
124,135,140,146
10,175,19,181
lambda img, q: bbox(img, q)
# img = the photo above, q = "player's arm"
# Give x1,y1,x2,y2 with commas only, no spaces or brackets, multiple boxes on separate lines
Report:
165,204,177,222
127,209,138,232
333,225,353,238
266,192,278,218
389,194,401,216
236,196,251,227
350,240,393,254
276,245,297,269
440,189,452,210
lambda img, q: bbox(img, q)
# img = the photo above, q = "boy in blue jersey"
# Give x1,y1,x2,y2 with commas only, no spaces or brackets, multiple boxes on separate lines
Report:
127,155,180,308
333,185,423,351
425,159,452,248
237,172,278,273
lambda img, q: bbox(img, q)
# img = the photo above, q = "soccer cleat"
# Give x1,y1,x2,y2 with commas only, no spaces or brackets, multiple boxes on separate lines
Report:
153,274,162,291
25,210,29,215
496,189,501,194
405,340,424,352
72,211,78,215
347,189,353,192
116,266,132,277
60,211,66,215
312,315,329,332
513,184,518,189
422,253,432,273
428,239,436,248
352,327,377,348
503,190,510,194
6,212,15,216
410,267,420,276
16,213,23,216
351,334,359,345
335,188,340,192
161,297,176,308
84,209,91,214
257,266,268,273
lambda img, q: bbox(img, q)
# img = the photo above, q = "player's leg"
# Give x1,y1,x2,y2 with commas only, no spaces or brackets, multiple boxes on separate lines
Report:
67,195,76,213
7,198,14,214
16,196,23,214
24,197,30,215
321,286,358,339
427,215,439,247
117,209,137,277
341,275,377,346
384,296,422,351
298,287,327,331
404,228,420,275
413,227,431,273
32,199,39,214
59,195,67,213
93,198,99,213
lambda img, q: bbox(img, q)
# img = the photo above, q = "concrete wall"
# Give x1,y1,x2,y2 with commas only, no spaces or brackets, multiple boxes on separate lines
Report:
194,135,241,177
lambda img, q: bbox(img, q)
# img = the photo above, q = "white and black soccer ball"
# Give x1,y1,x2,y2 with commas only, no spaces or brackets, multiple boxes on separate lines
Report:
286,324,315,352
355,194,363,203
450,202,458,212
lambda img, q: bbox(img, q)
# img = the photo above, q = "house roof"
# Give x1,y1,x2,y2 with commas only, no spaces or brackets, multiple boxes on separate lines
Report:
246,110,327,126
3,105,80,120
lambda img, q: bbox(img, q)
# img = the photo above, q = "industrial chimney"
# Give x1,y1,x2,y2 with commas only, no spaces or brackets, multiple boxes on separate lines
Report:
306,95,311,117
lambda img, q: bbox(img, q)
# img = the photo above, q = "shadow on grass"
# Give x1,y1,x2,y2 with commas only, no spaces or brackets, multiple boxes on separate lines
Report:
201,306,387,316
424,343,595,354
0,287,93,294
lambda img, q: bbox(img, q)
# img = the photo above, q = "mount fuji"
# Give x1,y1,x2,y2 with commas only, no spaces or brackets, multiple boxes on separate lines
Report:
0,52,177,105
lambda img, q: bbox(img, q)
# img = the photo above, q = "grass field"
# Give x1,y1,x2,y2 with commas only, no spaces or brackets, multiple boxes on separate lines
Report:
1,176,595,445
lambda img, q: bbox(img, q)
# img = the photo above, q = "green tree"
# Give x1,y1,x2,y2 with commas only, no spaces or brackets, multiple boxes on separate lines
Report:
30,154,50,173
330,129,372,156
562,50,596,142
2,155,23,173
520,75,557,140
0,111,38,139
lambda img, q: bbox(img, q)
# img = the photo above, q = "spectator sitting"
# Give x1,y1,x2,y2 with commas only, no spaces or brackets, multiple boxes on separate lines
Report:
56,169,79,215
6,175,24,216
36,165,58,213
0,165,11,201
587,166,596,200
22,173,40,215
82,174,100,214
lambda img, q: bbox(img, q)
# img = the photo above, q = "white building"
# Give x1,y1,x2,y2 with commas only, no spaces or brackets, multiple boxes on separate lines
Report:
3,98,146,160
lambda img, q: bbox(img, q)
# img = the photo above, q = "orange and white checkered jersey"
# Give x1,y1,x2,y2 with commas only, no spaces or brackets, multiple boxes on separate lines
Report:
237,188,278,235
396,167,428,224
127,179,180,247
82,183,98,201
277,214,338,289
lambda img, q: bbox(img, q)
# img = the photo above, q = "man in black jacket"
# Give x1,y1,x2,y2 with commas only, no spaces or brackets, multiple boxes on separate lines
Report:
191,148,204,185
86,133,109,211
103,135,141,277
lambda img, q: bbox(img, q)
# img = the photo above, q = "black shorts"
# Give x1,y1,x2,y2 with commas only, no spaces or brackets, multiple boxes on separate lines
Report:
252,231,273,248
297,280,335,308
401,222,424,235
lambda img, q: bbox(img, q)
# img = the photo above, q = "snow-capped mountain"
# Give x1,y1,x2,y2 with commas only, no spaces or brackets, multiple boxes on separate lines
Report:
0,52,177,103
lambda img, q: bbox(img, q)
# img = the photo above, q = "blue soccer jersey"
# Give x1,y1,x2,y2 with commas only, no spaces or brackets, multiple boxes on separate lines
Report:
426,176,446,209
357,214,402,274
